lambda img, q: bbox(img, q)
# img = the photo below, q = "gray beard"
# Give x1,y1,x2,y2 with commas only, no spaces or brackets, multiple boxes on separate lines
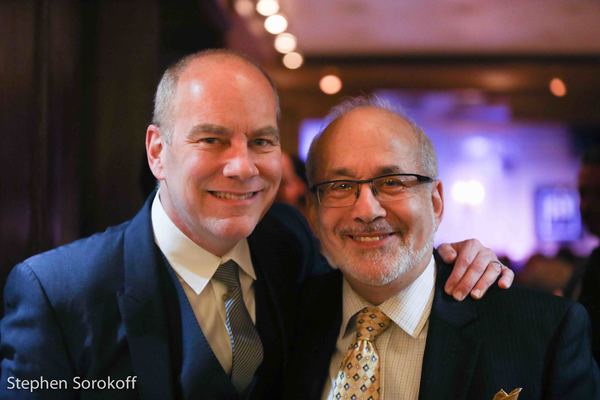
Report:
323,233,435,287
353,236,434,286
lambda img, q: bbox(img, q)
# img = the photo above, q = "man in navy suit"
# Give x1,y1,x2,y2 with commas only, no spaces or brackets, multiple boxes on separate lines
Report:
0,50,512,400
286,96,600,399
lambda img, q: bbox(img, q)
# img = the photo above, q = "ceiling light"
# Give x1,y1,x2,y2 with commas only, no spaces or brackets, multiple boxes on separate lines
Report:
256,0,279,16
264,14,288,34
282,52,303,69
274,33,297,54
319,74,342,95
549,77,567,97
234,0,254,17
451,180,485,206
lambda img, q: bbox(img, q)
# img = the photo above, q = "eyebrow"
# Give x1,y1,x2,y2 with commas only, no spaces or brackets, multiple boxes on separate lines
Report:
187,124,230,139
326,165,403,179
251,126,280,139
186,124,279,139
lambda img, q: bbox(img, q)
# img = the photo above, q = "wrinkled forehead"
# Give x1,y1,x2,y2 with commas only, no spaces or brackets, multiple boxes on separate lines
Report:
317,107,420,178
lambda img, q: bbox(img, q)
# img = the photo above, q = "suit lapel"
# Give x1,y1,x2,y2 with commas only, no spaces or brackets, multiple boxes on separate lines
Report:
419,256,481,400
117,200,175,400
306,270,343,398
297,272,344,399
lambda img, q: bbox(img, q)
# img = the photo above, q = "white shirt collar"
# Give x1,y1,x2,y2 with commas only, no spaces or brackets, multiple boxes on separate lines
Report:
340,255,436,339
150,192,256,295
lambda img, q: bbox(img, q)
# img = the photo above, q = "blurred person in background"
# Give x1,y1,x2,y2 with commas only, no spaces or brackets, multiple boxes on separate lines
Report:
565,146,600,364
275,152,308,215
516,252,573,296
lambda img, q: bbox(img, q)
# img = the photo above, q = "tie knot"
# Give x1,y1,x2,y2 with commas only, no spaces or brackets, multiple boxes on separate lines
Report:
355,306,391,340
213,260,240,291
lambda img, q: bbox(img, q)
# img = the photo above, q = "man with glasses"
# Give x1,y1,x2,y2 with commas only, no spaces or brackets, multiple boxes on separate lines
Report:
285,96,599,399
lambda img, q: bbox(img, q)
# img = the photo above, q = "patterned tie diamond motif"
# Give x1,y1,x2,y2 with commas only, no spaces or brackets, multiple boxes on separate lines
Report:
333,306,391,400
213,260,264,393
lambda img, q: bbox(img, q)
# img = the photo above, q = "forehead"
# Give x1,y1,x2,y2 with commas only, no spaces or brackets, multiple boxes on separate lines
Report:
174,57,277,118
318,107,419,178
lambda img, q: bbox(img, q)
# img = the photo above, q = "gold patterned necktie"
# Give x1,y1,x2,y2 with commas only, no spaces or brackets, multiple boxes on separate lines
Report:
333,306,391,400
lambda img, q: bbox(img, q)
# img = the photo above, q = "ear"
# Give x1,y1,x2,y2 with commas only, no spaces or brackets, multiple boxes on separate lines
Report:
146,124,166,180
431,180,444,227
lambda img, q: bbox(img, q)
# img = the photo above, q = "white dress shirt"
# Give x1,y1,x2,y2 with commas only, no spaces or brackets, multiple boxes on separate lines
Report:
322,256,436,400
151,192,257,374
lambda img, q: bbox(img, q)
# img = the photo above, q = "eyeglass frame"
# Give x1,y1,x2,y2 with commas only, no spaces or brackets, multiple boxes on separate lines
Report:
309,173,435,208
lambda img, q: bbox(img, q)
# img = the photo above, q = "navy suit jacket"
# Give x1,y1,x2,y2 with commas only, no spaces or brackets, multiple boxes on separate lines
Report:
579,246,600,365
284,253,600,400
0,197,324,399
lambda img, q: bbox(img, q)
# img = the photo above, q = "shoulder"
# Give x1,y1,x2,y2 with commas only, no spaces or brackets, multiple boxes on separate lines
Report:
6,197,155,298
458,278,577,332
446,280,593,362
22,220,130,275
4,218,135,308
479,283,571,314
433,255,579,335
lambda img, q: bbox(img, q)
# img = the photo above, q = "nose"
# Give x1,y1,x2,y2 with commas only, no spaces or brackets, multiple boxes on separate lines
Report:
350,184,386,223
223,144,259,180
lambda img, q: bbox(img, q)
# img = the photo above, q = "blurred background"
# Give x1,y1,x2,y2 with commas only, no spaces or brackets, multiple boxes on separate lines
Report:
1,0,599,301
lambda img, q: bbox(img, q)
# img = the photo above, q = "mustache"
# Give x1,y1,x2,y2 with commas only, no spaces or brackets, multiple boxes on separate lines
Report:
338,222,401,236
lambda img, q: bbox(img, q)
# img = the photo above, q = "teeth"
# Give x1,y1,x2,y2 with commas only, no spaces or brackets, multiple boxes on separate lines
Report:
212,191,254,200
353,236,385,242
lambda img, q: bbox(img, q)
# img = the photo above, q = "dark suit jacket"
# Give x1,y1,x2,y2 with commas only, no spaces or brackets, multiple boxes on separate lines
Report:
0,196,325,399
578,246,600,365
285,252,600,400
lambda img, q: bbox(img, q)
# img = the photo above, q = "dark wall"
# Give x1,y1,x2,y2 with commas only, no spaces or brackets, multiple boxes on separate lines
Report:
79,0,160,235
0,0,228,311
0,0,82,281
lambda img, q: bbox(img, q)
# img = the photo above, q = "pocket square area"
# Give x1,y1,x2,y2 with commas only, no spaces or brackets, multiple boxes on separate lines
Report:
492,387,522,400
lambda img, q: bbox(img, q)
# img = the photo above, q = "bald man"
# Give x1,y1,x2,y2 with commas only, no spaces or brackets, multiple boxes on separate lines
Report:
286,96,599,400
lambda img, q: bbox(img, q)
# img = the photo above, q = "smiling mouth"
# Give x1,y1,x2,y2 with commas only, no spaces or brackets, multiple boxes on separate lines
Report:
209,191,259,200
349,233,395,242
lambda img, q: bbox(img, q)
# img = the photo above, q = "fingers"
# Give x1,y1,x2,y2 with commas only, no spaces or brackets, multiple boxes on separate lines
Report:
437,242,458,263
497,265,514,289
468,262,514,299
466,260,504,300
448,260,514,301
441,239,513,301
446,244,491,300
443,239,478,297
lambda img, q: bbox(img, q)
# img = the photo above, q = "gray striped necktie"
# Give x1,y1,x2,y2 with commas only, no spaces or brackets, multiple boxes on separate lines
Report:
213,260,264,393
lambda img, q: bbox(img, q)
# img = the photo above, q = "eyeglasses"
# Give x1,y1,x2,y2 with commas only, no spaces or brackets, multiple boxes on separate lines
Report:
310,173,434,208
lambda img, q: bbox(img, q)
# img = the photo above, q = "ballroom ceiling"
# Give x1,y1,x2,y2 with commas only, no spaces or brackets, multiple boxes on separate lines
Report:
225,0,600,128
278,0,600,57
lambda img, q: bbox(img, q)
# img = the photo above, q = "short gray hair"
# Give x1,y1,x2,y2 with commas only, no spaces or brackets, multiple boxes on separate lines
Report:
152,49,280,143
305,95,438,187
